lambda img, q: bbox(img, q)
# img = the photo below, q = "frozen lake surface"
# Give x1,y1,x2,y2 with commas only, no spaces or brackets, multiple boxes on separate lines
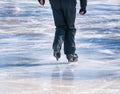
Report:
0,0,120,94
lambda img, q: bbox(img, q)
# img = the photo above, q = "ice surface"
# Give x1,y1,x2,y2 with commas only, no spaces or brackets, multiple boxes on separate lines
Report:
0,0,120,94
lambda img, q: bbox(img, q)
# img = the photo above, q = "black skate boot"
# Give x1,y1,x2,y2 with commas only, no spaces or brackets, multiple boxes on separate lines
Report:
54,49,61,61
66,54,78,63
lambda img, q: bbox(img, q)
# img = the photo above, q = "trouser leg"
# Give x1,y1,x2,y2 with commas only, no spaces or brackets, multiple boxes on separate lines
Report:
50,0,66,51
61,0,77,54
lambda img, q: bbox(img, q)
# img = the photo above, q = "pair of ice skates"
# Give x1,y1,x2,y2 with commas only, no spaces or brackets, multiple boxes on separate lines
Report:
53,49,78,63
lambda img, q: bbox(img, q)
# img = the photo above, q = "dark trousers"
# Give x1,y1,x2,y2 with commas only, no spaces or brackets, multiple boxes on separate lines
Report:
50,0,77,55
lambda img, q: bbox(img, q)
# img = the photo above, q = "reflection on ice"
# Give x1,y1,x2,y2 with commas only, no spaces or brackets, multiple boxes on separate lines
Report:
0,0,120,94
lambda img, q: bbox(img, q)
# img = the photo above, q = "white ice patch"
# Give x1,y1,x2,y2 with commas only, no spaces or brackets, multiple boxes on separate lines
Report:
99,49,115,55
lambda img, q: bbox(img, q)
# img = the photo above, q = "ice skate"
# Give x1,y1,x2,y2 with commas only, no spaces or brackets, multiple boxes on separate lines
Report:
66,54,78,64
53,49,61,61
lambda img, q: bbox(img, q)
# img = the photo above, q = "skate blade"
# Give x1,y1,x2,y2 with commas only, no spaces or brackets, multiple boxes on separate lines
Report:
68,61,78,65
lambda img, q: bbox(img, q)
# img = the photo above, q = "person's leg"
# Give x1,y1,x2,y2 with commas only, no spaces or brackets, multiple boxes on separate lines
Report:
49,0,67,60
62,0,76,54
62,0,78,62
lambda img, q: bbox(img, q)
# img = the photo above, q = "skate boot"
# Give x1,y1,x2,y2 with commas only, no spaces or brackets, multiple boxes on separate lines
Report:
66,54,78,63
54,49,61,61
